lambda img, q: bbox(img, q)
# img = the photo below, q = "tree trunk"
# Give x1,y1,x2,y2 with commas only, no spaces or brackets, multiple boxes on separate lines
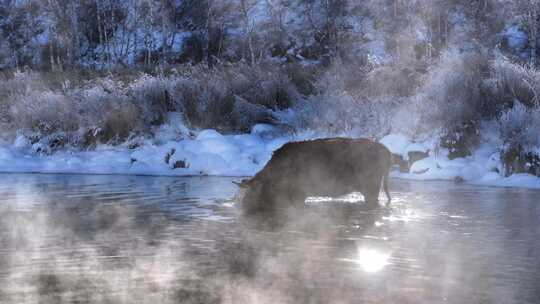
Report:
240,0,255,65
49,42,56,72
96,0,105,67
529,8,538,66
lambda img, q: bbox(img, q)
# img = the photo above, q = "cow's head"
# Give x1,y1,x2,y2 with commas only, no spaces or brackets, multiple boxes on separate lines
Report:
232,179,252,189
234,179,270,214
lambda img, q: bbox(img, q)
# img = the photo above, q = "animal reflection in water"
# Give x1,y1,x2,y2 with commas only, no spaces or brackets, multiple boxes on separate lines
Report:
235,138,392,215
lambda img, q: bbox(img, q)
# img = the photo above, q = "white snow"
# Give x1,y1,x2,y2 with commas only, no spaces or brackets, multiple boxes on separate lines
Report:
385,132,540,189
473,173,540,189
196,129,224,140
379,134,411,156
0,125,289,177
379,134,430,160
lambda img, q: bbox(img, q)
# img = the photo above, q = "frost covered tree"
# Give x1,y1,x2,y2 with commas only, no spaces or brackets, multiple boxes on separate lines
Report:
517,0,540,65
0,0,44,68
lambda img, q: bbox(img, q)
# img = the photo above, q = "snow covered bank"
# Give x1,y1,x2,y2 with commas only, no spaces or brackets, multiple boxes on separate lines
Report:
381,134,540,189
0,125,289,177
1,127,540,190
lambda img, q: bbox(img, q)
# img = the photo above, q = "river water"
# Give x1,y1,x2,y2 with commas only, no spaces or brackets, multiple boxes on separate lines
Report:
0,173,539,304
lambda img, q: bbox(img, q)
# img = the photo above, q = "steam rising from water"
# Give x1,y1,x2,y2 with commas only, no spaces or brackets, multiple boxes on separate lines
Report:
1,203,187,303
0,198,371,304
0,174,375,304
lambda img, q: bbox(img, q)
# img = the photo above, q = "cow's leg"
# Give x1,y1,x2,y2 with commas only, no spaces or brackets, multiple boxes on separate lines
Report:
363,175,382,207
364,191,379,207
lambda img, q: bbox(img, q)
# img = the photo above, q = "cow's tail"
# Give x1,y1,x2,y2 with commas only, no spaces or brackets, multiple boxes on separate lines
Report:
383,162,391,203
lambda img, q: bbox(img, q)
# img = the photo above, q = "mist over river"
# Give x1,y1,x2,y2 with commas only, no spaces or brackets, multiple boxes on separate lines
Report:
0,173,539,304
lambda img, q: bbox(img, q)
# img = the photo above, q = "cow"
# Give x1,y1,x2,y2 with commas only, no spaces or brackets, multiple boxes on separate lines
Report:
235,138,392,215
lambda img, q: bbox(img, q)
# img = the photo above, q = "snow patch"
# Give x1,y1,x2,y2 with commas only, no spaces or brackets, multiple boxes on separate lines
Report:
0,126,288,177
196,129,224,140
382,132,540,189
379,134,430,160
379,134,411,156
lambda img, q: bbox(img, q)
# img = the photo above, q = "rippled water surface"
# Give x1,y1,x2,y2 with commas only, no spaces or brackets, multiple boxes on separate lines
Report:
0,173,539,304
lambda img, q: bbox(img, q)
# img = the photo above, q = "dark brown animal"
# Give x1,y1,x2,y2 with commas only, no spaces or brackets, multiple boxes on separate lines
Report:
236,138,392,214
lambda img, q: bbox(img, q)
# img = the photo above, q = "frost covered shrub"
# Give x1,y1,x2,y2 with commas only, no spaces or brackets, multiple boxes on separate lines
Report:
68,86,112,129
416,49,486,132
9,91,79,134
0,71,47,128
129,75,175,126
297,93,361,135
388,96,426,137
289,62,359,135
221,63,300,110
100,100,141,143
313,60,368,96
289,58,426,137
0,71,47,97
289,57,426,137
293,92,398,138
242,71,297,110
164,63,291,132
498,101,540,151
485,57,540,117
56,77,140,144
401,50,487,156
498,102,540,176
0,71,141,145
170,73,274,133
285,63,318,96
186,77,235,131
1,71,81,135
0,62,305,147
290,60,398,137
362,65,421,97
166,70,235,132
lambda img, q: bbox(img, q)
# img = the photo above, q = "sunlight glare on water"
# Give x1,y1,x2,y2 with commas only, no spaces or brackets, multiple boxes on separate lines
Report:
382,207,424,223
357,248,390,273
305,192,365,205
345,248,391,273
